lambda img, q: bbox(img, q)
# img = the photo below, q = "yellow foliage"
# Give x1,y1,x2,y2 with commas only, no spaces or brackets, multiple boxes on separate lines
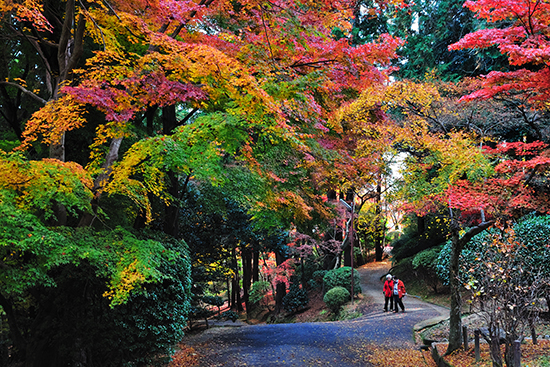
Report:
103,259,146,305
19,95,87,149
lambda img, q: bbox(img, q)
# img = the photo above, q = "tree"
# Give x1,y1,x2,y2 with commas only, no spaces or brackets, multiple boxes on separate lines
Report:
437,218,550,367
318,86,401,262
449,0,550,108
352,0,509,81
1,0,411,362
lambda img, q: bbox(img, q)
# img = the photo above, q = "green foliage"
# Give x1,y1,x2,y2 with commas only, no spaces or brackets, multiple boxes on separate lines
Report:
323,267,362,295
391,215,449,262
110,238,191,366
189,305,215,322
221,310,239,322
0,190,174,304
10,237,191,367
412,245,443,271
282,283,309,313
412,245,444,293
312,270,327,283
202,295,224,307
323,286,350,313
436,216,550,287
514,214,550,276
435,230,490,286
307,279,319,289
249,281,271,304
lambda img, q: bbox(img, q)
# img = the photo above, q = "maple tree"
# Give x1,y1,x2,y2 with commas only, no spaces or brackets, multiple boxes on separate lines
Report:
448,0,550,107
318,86,401,262
0,0,413,362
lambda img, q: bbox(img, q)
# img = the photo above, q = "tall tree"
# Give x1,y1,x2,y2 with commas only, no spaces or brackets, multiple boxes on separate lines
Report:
449,0,550,106
354,0,509,81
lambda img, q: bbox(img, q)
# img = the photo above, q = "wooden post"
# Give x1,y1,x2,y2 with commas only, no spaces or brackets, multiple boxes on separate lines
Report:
463,326,468,350
531,321,538,345
474,329,481,362
513,339,521,367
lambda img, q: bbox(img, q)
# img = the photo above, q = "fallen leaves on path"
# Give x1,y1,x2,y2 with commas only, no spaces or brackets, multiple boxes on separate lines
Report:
168,343,199,367
436,339,550,367
352,343,437,367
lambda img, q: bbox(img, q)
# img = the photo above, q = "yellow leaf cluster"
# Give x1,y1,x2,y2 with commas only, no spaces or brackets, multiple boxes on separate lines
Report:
0,152,93,213
103,258,146,305
19,95,87,149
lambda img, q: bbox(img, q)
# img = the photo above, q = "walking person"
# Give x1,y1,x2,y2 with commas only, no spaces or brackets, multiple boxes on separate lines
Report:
383,274,394,312
392,275,406,313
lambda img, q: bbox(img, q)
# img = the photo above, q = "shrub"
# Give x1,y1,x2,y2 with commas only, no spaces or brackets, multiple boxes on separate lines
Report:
412,245,443,293
282,283,309,313
221,310,239,322
249,281,271,304
16,237,192,367
202,295,224,307
307,279,319,290
323,286,350,313
323,267,362,295
312,270,327,283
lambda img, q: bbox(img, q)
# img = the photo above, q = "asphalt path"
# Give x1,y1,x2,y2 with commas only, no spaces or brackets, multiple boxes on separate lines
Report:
183,261,449,366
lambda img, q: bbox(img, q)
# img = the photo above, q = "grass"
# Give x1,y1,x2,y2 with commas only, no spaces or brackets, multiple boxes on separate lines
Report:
403,276,451,308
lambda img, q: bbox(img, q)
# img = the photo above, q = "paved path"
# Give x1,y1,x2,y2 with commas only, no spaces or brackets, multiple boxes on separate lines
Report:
183,261,449,366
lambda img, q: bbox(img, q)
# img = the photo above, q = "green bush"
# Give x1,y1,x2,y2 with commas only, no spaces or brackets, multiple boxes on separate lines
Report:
412,245,444,293
14,237,192,367
312,270,327,283
249,281,271,304
323,267,362,295
391,215,449,262
202,295,224,307
282,283,309,313
307,279,319,289
323,286,350,313
222,310,239,322
436,215,550,287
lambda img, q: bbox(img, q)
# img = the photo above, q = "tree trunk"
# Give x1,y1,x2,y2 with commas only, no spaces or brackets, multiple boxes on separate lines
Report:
490,337,503,367
274,251,287,314
231,245,243,312
446,225,463,354
417,215,426,235
226,277,231,309
78,137,123,227
374,182,384,262
252,251,259,283
446,218,494,355
162,105,180,237
242,247,252,315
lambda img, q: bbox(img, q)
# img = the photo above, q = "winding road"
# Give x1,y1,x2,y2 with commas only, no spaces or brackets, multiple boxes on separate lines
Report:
183,261,449,366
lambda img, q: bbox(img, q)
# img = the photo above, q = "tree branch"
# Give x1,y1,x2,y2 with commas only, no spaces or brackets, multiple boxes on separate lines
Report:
0,82,47,104
289,59,337,68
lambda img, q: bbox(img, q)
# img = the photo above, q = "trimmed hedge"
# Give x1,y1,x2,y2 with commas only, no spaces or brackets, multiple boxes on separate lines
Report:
323,286,350,313
323,266,362,295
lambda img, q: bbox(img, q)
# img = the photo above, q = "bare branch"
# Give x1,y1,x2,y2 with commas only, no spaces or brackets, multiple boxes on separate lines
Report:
0,82,47,105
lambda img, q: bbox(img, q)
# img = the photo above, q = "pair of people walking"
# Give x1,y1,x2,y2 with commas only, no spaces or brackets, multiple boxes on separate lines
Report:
383,274,406,313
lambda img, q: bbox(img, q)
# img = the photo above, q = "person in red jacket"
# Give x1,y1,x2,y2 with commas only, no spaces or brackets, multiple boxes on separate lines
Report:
392,276,406,313
382,274,394,312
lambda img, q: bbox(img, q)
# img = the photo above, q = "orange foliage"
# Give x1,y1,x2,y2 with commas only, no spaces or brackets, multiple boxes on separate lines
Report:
359,344,434,367
168,344,200,367
437,340,550,367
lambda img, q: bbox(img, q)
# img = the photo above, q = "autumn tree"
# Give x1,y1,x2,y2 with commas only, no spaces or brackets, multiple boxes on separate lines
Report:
0,0,413,362
318,86,401,262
